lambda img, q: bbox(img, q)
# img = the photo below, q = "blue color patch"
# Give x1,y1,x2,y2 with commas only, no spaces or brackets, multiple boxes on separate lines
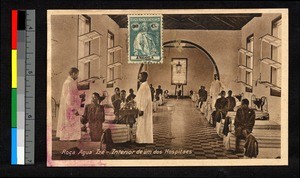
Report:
11,128,18,164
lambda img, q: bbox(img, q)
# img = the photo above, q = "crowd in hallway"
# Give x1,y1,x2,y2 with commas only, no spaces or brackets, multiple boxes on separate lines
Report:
54,67,264,159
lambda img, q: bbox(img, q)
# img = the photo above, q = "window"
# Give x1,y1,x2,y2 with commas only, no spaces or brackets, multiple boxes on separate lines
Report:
245,35,254,92
271,17,282,96
236,35,254,91
258,16,282,96
106,31,123,88
78,15,91,81
107,31,114,86
77,15,102,90
171,58,187,85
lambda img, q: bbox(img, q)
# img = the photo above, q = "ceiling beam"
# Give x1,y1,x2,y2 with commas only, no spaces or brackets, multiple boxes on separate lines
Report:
212,16,236,29
187,17,208,30
108,13,262,30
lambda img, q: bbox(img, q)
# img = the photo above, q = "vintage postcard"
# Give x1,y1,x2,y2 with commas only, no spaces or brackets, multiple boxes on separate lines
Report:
47,9,288,167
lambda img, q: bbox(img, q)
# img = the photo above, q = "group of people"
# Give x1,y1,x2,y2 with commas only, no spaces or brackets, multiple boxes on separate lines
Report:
189,73,255,154
56,67,154,144
111,87,137,120
150,84,166,107
56,68,255,155
211,90,255,153
56,67,106,142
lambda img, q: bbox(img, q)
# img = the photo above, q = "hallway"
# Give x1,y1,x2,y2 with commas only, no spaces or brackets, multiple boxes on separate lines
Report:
52,99,244,160
150,98,244,159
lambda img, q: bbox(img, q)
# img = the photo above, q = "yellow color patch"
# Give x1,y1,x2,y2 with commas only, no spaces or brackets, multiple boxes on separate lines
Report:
12,50,17,88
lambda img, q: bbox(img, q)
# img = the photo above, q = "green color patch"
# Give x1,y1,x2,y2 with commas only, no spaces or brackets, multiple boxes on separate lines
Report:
11,89,17,128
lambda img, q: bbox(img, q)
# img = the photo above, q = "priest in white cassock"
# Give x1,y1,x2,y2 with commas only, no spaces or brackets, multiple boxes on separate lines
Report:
56,67,82,141
210,74,225,109
135,71,153,144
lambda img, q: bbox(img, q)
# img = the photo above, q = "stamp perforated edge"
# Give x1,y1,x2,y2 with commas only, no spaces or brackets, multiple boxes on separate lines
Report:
127,14,163,64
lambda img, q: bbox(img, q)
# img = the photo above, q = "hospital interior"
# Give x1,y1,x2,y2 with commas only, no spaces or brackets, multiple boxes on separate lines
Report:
50,13,283,159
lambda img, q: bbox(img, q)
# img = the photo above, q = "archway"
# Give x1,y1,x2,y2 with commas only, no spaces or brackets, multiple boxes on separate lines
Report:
137,40,220,90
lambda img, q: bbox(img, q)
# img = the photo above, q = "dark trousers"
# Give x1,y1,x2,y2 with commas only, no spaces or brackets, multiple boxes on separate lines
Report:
89,125,103,142
199,99,206,108
235,127,250,151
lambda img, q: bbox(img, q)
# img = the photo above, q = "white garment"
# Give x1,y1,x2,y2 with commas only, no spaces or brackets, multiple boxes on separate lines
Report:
157,94,163,106
152,101,157,112
56,76,81,141
210,79,224,108
135,81,153,143
134,32,157,56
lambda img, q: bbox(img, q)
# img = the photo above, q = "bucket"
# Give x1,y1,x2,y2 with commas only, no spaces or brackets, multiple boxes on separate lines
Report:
166,104,175,112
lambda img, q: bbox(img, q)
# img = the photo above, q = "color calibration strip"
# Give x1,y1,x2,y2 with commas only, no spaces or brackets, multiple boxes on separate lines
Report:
11,10,35,165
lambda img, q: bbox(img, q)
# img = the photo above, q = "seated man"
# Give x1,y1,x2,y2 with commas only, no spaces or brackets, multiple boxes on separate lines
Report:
120,90,127,108
189,90,194,98
214,91,228,136
81,92,106,142
214,90,228,126
126,88,136,103
234,99,255,152
114,90,127,124
164,90,169,98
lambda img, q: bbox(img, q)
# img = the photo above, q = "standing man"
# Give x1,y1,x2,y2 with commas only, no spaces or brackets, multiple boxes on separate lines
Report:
135,72,153,144
234,99,255,152
210,74,224,109
155,85,163,100
156,85,163,105
111,87,121,119
226,90,236,111
149,84,155,102
56,67,82,141
198,86,208,109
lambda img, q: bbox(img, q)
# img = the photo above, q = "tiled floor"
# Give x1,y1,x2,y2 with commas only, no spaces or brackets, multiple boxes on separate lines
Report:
52,99,244,160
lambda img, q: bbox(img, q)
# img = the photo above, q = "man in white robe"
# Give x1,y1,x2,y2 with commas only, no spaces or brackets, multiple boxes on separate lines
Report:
135,71,153,143
56,67,82,141
210,74,225,109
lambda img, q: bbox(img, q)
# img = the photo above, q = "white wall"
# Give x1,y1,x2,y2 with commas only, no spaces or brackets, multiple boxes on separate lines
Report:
163,30,242,95
51,15,78,103
118,29,143,94
51,15,78,130
119,29,242,96
147,47,214,96
241,13,282,124
51,13,282,130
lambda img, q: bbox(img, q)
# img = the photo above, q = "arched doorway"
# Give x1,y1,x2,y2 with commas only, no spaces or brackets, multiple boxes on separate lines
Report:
137,40,220,90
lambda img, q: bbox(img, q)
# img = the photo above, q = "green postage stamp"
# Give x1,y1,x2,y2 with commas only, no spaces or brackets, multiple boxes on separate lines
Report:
128,15,163,64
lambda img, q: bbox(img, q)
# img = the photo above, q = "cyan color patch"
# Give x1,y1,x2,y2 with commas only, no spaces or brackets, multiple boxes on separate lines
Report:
128,15,163,64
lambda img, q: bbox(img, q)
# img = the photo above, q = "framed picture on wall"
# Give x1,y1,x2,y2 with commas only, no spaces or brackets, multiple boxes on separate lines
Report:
171,58,187,85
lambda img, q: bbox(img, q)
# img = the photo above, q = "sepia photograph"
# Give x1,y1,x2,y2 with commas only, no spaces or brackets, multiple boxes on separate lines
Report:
47,9,288,167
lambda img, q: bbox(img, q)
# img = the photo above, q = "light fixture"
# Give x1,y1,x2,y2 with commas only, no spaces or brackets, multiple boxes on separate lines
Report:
176,61,182,74
174,40,183,52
